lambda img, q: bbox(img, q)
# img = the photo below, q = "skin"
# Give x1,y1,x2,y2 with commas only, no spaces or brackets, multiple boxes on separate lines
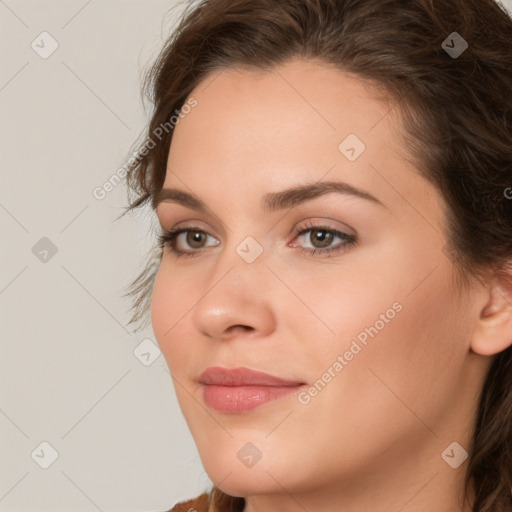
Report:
151,58,512,512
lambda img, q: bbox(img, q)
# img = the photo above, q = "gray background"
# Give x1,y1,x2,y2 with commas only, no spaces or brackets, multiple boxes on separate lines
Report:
1,0,512,511
1,1,210,511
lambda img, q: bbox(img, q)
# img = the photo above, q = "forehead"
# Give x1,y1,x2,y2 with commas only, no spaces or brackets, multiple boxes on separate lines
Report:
174,59,398,148
166,59,404,175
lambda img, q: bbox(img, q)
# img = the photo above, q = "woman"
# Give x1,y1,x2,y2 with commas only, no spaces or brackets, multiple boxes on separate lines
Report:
122,0,512,510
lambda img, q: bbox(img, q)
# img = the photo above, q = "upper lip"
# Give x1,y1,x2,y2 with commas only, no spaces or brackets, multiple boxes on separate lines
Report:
198,366,304,387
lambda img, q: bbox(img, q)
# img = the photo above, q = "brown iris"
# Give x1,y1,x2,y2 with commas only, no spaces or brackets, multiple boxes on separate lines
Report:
309,229,334,249
186,230,206,249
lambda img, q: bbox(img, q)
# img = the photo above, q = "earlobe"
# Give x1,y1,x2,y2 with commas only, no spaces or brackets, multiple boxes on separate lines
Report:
470,270,512,356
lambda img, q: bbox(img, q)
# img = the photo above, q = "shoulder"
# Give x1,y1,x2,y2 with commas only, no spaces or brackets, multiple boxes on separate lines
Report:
163,492,210,512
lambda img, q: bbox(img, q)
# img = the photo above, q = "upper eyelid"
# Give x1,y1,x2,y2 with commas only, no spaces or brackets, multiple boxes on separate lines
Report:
155,207,230,236
161,215,355,235
297,217,355,234
167,222,350,236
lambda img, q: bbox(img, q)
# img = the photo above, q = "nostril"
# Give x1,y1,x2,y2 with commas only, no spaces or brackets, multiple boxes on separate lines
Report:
228,325,254,334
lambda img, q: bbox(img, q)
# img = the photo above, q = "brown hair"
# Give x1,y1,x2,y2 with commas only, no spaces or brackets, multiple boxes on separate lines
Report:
120,0,512,510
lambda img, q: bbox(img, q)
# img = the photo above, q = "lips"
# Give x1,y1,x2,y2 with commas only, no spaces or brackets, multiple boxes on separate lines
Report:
197,366,305,414
198,366,303,387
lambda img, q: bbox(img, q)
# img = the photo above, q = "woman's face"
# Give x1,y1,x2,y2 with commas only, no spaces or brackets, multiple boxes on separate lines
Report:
151,59,488,506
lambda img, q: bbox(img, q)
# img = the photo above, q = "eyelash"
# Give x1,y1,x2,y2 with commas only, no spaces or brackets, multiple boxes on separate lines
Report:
157,221,357,259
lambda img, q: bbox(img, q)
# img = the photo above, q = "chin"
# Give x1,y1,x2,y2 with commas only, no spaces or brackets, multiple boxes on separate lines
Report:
208,466,284,498
198,444,293,497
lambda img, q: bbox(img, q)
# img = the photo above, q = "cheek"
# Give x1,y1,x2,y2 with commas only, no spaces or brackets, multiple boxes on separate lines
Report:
264,257,406,375
315,263,468,427
151,266,171,343
150,264,192,370
287,248,468,417
280,269,468,480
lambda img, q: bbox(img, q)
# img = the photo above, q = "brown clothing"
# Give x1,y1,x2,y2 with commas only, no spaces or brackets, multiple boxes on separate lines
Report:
164,488,245,512
166,492,210,511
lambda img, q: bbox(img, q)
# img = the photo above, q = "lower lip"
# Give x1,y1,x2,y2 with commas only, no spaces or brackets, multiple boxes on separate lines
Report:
202,384,304,413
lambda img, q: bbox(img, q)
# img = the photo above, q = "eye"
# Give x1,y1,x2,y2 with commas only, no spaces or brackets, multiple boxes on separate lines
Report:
158,228,219,257
290,221,357,256
157,221,357,258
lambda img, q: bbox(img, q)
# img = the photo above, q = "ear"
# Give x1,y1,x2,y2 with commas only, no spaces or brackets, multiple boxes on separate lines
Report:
470,264,512,356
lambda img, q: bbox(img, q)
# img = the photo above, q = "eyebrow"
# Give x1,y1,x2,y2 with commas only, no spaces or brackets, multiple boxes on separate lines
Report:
152,180,386,213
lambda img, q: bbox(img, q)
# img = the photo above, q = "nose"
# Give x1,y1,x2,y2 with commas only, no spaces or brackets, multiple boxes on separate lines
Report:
191,259,277,341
